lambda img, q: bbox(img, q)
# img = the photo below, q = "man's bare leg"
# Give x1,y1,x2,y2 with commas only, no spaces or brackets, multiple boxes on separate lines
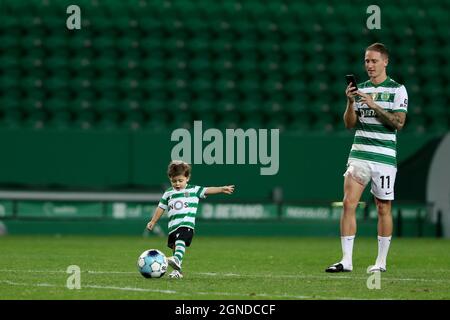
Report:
326,175,365,272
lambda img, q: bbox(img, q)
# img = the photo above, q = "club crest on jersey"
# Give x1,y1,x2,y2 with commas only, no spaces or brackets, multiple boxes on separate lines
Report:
381,91,390,101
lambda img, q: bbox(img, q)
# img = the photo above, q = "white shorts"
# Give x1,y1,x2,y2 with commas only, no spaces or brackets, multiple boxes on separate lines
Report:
344,160,397,200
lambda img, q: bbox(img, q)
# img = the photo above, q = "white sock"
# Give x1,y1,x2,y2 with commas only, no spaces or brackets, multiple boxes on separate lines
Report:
341,235,355,268
375,236,391,267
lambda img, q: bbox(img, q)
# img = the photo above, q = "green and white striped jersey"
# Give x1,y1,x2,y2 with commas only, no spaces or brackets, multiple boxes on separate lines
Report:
158,184,207,234
348,76,408,168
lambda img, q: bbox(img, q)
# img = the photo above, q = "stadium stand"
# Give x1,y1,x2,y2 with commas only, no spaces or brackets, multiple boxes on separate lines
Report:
0,0,449,132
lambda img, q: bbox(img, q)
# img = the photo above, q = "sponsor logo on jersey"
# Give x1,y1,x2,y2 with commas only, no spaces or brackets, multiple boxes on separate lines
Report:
359,108,377,117
169,200,188,210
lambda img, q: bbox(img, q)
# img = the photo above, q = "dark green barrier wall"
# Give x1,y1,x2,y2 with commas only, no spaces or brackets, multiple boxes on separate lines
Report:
1,200,437,237
0,129,439,201
0,129,129,187
3,218,437,238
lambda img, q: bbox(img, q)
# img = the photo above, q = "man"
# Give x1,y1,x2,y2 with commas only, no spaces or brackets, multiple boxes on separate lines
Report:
326,43,408,273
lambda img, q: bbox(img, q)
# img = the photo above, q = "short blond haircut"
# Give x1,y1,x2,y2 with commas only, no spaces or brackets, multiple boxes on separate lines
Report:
366,43,389,59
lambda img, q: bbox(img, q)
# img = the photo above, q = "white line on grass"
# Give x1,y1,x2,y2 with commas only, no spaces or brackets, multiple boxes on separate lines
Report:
0,268,449,284
197,272,450,284
84,284,317,299
0,279,320,300
1,280,56,287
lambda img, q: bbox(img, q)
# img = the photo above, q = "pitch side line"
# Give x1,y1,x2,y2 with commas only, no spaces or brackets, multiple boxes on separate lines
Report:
0,279,323,300
0,268,449,284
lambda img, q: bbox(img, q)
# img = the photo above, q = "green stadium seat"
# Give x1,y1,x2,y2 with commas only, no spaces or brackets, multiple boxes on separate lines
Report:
262,99,285,115
237,76,260,95
168,111,193,131
216,100,238,114
96,95,120,113
74,110,97,130
427,118,449,134
122,110,146,131
93,75,119,93
240,112,264,129
0,109,24,129
142,51,165,71
97,111,122,130
214,77,238,96
193,113,216,130
190,77,214,94
266,113,289,132
216,112,241,130
0,70,20,91
403,115,426,134
0,96,20,112
94,55,117,71
238,97,262,115
141,97,167,114
0,53,20,70
144,113,169,132
288,114,311,133
48,110,73,130
191,97,214,114
310,113,336,132
44,74,71,92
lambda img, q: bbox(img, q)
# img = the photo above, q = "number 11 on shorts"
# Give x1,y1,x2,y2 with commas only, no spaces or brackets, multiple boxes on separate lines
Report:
380,175,390,189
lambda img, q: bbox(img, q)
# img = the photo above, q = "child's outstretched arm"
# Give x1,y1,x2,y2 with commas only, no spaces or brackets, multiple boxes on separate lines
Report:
147,206,165,230
205,185,235,195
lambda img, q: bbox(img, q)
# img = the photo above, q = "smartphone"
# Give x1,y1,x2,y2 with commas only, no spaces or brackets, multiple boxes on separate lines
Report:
345,74,358,92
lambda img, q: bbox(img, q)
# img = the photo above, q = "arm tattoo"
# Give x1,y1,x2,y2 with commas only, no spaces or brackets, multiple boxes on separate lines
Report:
372,104,404,130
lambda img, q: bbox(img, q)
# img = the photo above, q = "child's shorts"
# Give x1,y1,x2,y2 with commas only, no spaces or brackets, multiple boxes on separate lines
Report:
167,227,194,249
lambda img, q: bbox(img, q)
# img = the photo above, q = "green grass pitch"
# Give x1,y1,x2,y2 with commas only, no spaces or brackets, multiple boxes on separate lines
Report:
0,235,449,300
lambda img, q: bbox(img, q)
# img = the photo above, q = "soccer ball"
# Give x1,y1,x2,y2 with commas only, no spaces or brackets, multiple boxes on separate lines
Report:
137,249,168,278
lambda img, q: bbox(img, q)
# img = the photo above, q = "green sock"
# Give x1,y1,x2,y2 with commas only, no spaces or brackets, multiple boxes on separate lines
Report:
174,240,186,265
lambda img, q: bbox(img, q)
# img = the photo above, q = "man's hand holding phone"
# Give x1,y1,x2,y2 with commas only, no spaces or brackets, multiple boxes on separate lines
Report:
345,83,358,102
345,74,358,102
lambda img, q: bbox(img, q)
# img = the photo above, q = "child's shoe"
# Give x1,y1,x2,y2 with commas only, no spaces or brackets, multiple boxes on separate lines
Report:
167,256,182,271
168,270,183,279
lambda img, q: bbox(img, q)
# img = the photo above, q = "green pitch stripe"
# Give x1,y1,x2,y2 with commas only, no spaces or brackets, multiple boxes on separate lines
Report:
356,122,396,134
171,192,198,200
359,79,402,89
382,82,402,88
174,253,183,261
358,81,372,89
196,187,205,197
175,240,186,247
349,150,397,167
353,136,396,150
175,249,185,256
169,212,197,222
169,222,195,233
